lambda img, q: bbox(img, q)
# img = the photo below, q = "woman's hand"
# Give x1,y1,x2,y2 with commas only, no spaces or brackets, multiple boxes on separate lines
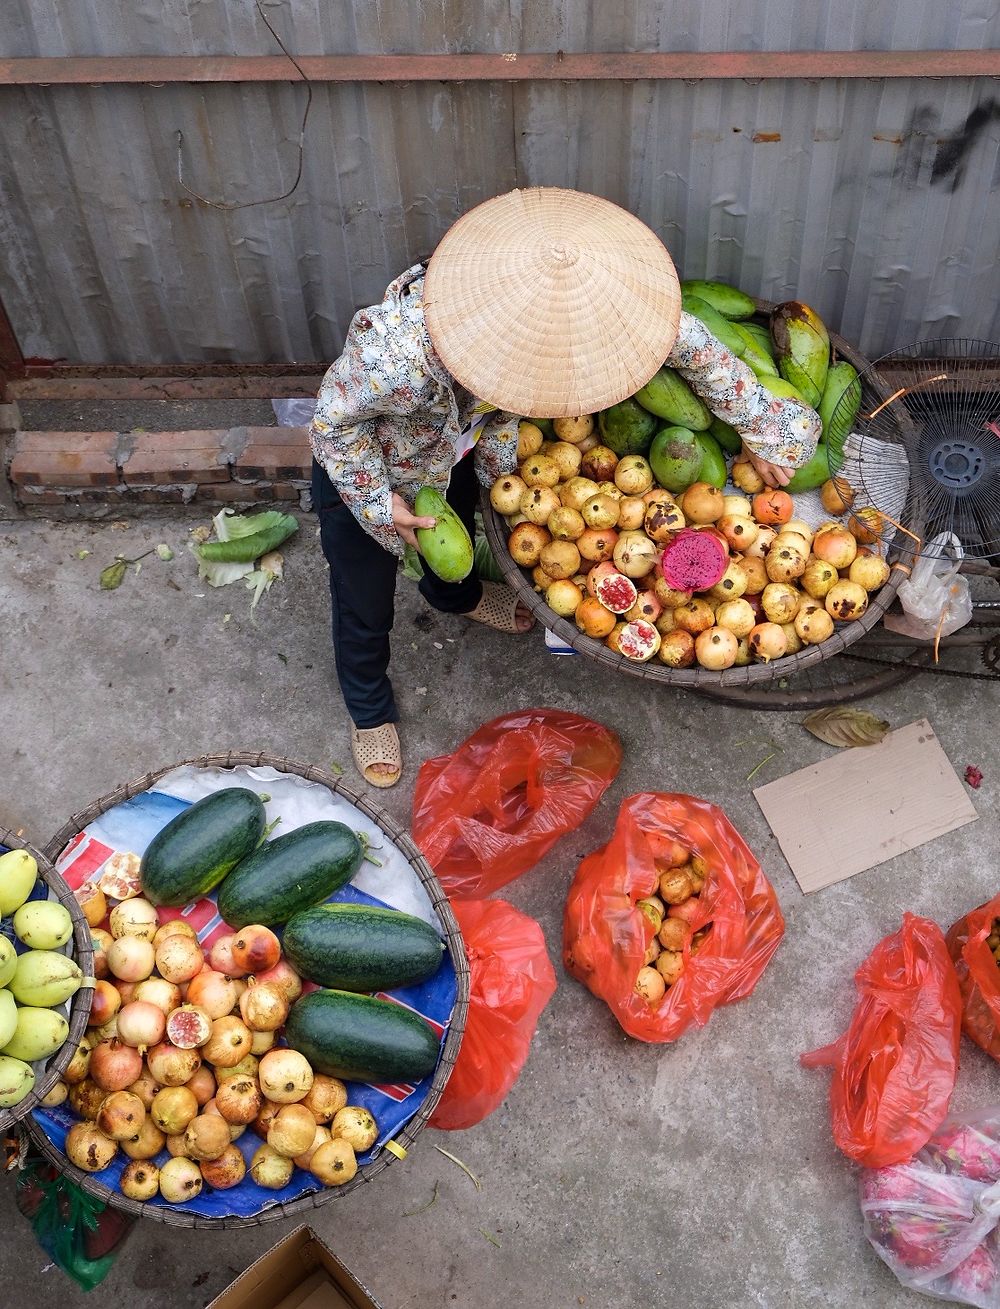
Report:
743,448,793,489
391,492,436,549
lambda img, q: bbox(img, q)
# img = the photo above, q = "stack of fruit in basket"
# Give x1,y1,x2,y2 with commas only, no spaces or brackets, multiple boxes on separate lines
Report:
1,848,86,1109
45,787,446,1205
489,281,887,669
633,841,709,1004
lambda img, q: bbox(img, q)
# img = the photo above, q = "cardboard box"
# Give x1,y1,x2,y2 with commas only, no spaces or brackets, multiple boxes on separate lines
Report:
208,1226,384,1309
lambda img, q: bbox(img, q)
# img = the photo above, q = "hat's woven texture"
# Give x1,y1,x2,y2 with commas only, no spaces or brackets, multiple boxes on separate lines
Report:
424,188,681,419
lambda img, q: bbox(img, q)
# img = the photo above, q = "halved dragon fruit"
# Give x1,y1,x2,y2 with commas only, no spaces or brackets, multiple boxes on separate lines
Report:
594,570,639,615
617,620,661,662
660,527,728,593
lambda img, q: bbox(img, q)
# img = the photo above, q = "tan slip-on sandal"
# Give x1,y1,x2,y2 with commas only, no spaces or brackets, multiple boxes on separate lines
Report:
351,723,402,789
463,579,535,635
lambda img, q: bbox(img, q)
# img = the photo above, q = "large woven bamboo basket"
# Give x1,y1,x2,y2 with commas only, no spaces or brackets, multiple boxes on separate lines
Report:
0,826,94,1132
482,300,912,690
28,752,469,1229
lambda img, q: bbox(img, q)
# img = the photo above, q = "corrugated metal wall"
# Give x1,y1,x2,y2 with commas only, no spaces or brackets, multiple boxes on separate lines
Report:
2,0,1000,365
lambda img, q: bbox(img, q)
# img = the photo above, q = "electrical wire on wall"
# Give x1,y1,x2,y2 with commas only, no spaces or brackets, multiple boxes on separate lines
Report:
175,0,313,210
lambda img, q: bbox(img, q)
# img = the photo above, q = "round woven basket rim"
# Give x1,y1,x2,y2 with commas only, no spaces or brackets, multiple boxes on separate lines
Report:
483,302,913,688
424,186,681,419
30,752,468,1229
0,826,94,1133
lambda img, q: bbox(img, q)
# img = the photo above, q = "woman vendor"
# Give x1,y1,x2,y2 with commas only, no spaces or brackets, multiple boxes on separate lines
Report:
310,187,819,788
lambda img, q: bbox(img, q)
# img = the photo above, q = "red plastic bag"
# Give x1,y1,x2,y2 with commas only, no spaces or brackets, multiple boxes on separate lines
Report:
411,709,622,898
946,893,1000,1060
801,913,962,1169
562,792,784,1043
429,899,557,1130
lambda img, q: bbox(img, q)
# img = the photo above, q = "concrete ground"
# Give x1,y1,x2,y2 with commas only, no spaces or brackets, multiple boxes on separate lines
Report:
0,503,997,1309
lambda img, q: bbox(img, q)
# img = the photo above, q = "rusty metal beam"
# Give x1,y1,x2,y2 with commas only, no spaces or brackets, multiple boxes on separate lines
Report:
8,369,324,401
2,50,1000,86
0,295,26,398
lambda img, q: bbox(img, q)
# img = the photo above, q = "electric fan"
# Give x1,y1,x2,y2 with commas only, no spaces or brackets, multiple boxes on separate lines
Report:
830,338,1000,563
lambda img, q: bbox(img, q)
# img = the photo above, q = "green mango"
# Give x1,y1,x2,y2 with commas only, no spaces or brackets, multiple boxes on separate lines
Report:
13,900,73,951
634,368,711,430
680,279,755,320
708,416,743,456
0,938,16,989
0,1055,34,1109
533,418,555,439
738,321,776,358
414,487,474,583
732,324,778,378
785,441,843,494
648,426,703,494
771,301,830,409
682,295,751,359
758,375,806,404
9,951,83,1008
0,990,16,1050
818,361,861,462
0,848,38,915
695,433,728,489
598,397,658,456
1,1006,69,1063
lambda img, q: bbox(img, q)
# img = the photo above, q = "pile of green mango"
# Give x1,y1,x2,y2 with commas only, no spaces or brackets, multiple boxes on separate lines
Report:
0,847,85,1109
596,278,862,496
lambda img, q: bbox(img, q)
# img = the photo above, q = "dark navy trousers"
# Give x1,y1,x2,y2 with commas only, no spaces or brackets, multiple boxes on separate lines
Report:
312,457,483,728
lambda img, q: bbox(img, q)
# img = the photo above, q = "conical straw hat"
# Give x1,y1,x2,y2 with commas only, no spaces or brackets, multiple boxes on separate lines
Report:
424,188,681,420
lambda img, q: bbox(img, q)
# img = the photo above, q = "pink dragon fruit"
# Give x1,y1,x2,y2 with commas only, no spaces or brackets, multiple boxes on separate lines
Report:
944,1243,999,1302
659,527,728,593
926,1122,1000,1183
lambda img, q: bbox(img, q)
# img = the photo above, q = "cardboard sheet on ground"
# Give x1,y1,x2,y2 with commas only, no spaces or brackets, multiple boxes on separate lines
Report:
753,719,978,893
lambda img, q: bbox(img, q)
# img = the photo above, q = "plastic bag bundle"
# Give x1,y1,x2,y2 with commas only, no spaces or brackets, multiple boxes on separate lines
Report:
412,709,622,898
861,1109,1000,1307
883,532,973,642
429,899,557,1130
562,792,784,1043
947,893,1000,1061
802,914,962,1168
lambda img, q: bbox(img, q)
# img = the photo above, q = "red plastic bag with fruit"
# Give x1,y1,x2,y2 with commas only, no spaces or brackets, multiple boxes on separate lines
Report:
562,792,784,1043
801,914,962,1169
412,709,622,898
860,1109,1000,1307
429,899,557,1130
946,893,1000,1061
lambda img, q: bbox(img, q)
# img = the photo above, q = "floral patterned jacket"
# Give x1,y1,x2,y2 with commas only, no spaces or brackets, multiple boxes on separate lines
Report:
310,265,820,557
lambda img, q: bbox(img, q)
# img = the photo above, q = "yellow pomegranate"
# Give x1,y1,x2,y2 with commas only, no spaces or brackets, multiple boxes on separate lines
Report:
813,526,857,570
766,545,807,583
575,596,617,638
849,508,885,545
613,531,658,579
644,500,686,543
617,496,647,531
581,494,620,530
849,555,890,591
521,454,561,489
547,506,586,541
731,457,765,494
520,485,561,525
695,626,739,670
508,522,551,568
545,580,583,618
742,525,777,559
489,474,527,515
710,562,749,603
761,582,801,625
553,415,594,443
794,605,834,644
539,540,581,580
548,442,583,481
801,558,838,599
825,579,868,621
718,515,759,552
715,598,756,638
559,477,601,512
576,527,618,562
516,422,544,461
680,482,724,524
722,494,753,517
748,622,788,662
614,455,654,496
820,476,855,515
735,555,768,595
657,630,696,667
781,623,804,655
673,597,716,635
580,445,619,482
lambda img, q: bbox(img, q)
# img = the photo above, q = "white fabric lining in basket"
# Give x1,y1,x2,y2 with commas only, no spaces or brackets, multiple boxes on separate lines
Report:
150,764,439,929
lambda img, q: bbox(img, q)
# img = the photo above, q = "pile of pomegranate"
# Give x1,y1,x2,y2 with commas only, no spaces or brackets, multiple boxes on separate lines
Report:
491,419,889,669
633,841,710,1004
52,871,374,1205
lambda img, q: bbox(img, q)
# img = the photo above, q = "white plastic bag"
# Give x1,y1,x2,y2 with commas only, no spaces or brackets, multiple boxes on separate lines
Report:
271,397,317,428
883,532,973,641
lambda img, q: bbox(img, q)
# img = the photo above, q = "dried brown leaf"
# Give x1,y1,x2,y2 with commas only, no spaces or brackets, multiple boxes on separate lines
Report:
803,707,890,748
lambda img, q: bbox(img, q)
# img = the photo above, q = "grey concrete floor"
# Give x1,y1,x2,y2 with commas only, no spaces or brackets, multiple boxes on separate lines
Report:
0,508,997,1309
